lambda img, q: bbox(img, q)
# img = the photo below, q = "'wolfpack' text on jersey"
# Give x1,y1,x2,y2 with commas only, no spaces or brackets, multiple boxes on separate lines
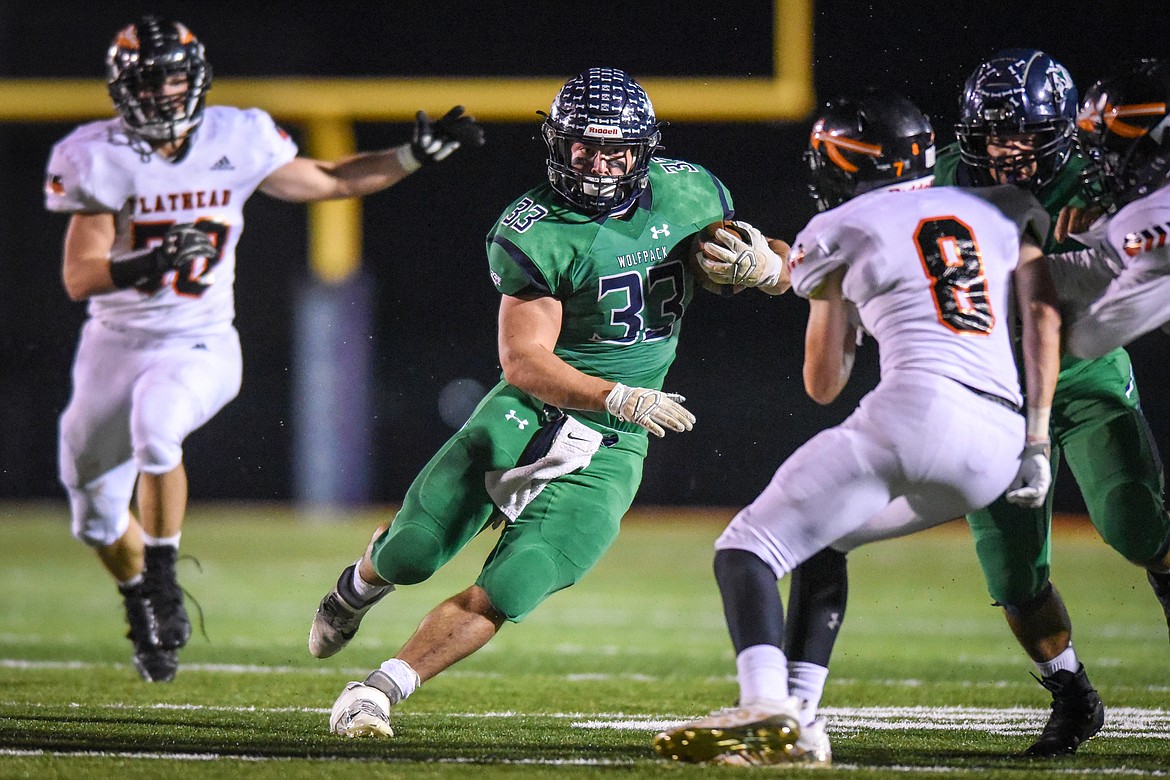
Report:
45,106,298,336
788,184,1048,407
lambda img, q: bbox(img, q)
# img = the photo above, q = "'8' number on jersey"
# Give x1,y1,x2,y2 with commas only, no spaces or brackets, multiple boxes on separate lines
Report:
914,216,994,335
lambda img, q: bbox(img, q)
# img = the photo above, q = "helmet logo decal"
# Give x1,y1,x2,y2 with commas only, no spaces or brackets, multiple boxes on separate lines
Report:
1104,101,1168,139
810,128,882,173
584,123,623,139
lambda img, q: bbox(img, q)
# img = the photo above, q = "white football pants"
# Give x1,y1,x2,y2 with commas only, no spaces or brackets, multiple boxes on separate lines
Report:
715,370,1024,577
59,318,242,546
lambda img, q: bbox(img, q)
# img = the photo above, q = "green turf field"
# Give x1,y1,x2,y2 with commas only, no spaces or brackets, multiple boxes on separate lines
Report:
0,502,1166,778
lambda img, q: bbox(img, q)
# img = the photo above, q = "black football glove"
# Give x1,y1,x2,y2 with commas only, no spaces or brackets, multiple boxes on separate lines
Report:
409,105,486,165
110,223,217,289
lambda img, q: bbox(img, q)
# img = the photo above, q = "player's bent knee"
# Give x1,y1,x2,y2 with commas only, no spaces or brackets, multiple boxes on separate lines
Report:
369,523,446,585
133,439,183,475
478,547,563,622
1096,487,1170,564
67,491,131,548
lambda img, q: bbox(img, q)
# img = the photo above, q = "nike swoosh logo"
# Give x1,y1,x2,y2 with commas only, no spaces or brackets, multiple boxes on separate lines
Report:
566,433,590,441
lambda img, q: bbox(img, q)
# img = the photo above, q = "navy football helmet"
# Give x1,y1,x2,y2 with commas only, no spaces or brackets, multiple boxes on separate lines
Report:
805,89,935,212
107,16,212,142
542,68,661,214
1077,58,1170,207
956,49,1077,189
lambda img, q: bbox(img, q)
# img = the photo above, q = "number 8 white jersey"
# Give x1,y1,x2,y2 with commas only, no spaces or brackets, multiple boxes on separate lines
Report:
44,106,298,337
788,184,1048,407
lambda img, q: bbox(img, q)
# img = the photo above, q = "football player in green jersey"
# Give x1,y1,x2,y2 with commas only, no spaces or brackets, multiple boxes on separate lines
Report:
778,50,1170,760
307,67,787,738
945,49,1170,756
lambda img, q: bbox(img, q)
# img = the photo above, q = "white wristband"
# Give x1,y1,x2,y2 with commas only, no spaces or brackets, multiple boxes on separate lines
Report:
395,143,421,174
1025,405,1051,442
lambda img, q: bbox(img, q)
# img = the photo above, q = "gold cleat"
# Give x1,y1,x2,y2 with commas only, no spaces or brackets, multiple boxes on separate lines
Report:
710,716,832,768
653,699,801,764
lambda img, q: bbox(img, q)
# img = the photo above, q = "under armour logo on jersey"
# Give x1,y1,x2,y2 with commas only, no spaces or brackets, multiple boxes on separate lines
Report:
211,156,235,171
827,611,841,630
650,224,670,240
504,410,530,430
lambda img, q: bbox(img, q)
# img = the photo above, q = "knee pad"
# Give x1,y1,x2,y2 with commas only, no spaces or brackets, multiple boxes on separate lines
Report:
478,546,561,622
1095,485,1170,564
67,486,132,547
369,523,446,586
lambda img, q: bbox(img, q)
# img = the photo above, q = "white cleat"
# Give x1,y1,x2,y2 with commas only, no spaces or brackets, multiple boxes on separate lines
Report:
710,715,832,767
652,696,801,764
329,682,393,738
309,565,385,659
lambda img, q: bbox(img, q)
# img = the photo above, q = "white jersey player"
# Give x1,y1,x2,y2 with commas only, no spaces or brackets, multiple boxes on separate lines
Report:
45,15,484,683
1047,59,1170,359
654,91,1062,766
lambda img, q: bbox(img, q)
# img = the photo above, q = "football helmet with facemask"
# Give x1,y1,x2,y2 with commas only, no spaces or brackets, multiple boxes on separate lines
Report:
1077,58,1170,209
805,89,935,212
542,68,661,214
107,15,212,143
956,49,1078,190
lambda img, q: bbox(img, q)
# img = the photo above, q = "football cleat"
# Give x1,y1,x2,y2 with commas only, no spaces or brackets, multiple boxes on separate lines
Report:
120,581,177,683
309,564,387,659
710,715,832,767
1023,664,1105,756
330,681,393,737
143,546,191,650
652,697,801,764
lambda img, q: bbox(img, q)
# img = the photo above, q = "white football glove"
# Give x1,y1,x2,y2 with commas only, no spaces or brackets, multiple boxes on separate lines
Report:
605,383,695,438
1005,440,1052,508
697,220,784,288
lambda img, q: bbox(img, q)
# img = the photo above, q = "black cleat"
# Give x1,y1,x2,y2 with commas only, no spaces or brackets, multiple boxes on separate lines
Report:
1023,664,1104,757
144,546,191,650
119,582,177,683
1146,569,1170,642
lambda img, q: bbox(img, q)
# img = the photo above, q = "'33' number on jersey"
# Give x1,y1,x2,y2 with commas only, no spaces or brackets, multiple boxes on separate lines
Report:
914,217,994,334
130,219,229,297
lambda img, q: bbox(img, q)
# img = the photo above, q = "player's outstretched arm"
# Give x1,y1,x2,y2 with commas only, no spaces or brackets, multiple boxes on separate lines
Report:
259,106,485,203
497,295,693,437
802,267,857,405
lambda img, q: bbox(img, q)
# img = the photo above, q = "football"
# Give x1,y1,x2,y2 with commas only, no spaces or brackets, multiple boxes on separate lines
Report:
699,219,751,249
689,220,749,296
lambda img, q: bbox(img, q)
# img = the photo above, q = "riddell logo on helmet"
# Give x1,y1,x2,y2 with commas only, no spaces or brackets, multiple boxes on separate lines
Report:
585,124,623,138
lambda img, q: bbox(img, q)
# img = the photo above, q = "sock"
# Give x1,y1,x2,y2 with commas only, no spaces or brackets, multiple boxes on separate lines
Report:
1035,643,1079,678
118,574,144,591
142,532,181,548
337,559,393,608
365,658,421,705
736,644,789,706
788,661,829,725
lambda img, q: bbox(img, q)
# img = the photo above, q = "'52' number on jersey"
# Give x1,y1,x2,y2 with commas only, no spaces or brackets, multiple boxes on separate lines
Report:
131,219,229,297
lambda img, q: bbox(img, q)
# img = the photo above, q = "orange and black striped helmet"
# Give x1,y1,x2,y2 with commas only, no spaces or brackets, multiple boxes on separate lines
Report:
1077,58,1170,208
804,89,935,212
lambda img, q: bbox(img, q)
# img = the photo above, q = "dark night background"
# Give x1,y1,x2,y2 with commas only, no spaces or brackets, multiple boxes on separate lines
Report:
1,1,1168,513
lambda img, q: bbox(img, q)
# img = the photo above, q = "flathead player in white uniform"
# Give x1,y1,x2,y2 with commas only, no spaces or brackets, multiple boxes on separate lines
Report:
45,15,484,682
654,90,1062,766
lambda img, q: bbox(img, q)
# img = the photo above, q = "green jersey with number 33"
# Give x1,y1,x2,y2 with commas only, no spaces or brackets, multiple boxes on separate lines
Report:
487,157,732,406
